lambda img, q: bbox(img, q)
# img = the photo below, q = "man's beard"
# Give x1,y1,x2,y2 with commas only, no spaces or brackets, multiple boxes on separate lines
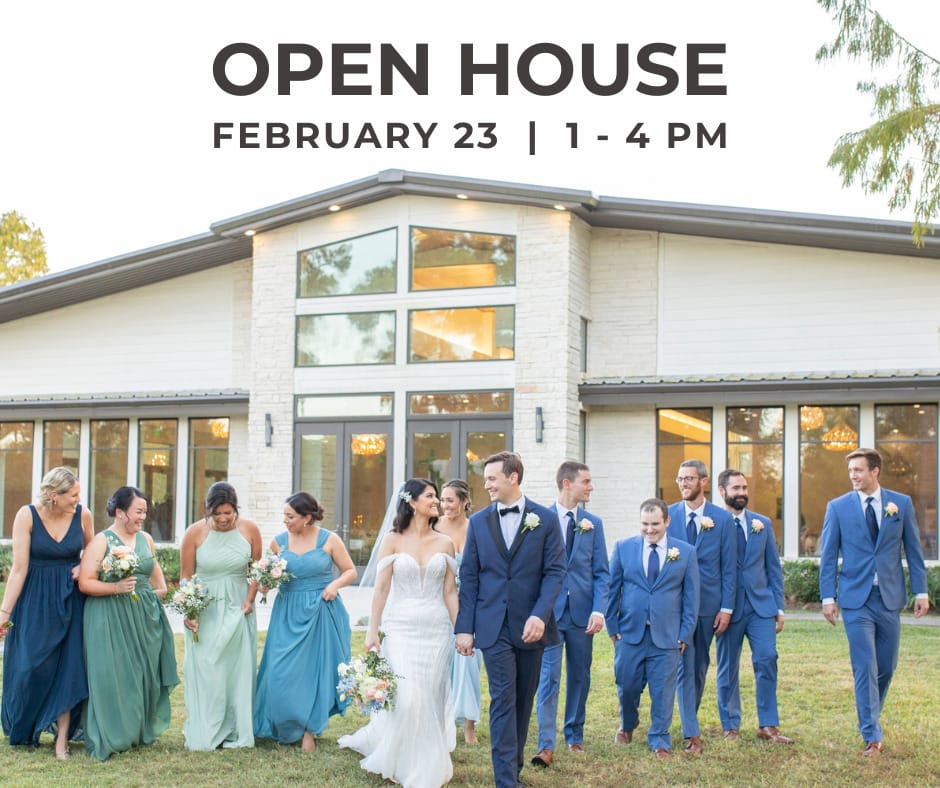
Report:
724,494,748,511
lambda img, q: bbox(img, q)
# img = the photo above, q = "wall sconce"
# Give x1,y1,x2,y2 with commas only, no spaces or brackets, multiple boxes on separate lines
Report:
535,407,544,443
264,413,273,447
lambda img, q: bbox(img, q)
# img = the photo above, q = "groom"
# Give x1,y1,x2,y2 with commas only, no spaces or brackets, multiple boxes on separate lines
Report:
456,451,566,788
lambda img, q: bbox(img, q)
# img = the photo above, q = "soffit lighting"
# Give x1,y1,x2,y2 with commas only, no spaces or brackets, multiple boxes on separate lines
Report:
456,193,469,200
328,204,342,212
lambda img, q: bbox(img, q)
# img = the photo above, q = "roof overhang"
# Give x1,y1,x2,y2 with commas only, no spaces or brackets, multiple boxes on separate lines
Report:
0,390,250,419
579,371,940,407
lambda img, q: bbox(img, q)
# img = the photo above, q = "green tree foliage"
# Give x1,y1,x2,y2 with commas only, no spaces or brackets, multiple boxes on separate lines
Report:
817,0,939,245
0,210,48,286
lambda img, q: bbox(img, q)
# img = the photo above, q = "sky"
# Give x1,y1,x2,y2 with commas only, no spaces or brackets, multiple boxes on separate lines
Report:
1,0,936,274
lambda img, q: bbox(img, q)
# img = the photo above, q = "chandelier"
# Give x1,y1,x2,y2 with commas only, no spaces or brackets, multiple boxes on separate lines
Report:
351,434,386,456
208,418,230,440
822,422,857,452
800,406,825,431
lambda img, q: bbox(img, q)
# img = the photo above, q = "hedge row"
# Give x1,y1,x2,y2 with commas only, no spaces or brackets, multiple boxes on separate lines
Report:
0,544,182,585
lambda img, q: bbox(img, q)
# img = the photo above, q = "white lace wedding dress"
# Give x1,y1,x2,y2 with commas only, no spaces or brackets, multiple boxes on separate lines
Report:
339,552,457,788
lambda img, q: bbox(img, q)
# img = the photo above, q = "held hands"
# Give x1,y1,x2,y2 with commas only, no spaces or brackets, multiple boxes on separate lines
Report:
521,615,545,644
71,565,81,581
455,633,475,656
713,610,731,635
823,602,840,625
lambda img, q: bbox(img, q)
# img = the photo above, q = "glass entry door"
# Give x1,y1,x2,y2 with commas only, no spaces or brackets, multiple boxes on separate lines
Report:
408,419,511,513
294,421,392,572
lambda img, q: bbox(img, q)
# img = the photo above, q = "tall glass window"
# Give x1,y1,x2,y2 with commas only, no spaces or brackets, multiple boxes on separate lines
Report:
296,312,396,366
411,227,515,290
409,306,514,362
657,408,712,501
1,422,33,539
188,418,230,523
727,407,784,552
43,420,80,475
799,405,859,556
298,228,397,297
139,419,177,542
90,420,129,532
876,403,938,559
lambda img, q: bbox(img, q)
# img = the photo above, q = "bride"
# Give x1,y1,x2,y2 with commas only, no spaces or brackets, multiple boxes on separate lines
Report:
339,478,459,788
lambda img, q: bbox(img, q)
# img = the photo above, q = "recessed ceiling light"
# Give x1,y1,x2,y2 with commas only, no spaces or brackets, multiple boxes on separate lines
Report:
553,204,567,211
456,193,469,200
244,229,256,237
328,204,341,212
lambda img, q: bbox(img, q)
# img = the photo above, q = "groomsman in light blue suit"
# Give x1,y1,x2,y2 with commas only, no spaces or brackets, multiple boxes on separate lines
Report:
820,448,929,757
531,462,609,767
607,498,699,759
667,459,736,754
715,469,793,745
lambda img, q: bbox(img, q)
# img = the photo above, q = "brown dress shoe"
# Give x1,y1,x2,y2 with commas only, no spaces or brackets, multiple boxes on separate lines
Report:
757,726,794,744
654,748,672,759
723,729,740,741
614,729,633,744
530,749,553,767
684,736,703,754
567,743,585,753
863,741,884,757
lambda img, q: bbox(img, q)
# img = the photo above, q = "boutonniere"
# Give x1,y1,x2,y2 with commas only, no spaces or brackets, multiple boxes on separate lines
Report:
883,502,898,518
750,520,764,534
699,516,715,531
578,518,594,534
666,547,680,562
522,512,541,532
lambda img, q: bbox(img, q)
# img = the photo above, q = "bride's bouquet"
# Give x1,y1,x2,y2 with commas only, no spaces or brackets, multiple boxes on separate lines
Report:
247,550,292,603
166,575,213,642
337,649,399,715
99,544,141,601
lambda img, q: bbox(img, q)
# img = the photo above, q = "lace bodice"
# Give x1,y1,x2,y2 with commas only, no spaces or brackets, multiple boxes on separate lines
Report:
376,552,456,600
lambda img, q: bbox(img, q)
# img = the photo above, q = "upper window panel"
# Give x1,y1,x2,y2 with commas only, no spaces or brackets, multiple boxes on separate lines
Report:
296,312,396,366
298,228,397,297
411,227,516,290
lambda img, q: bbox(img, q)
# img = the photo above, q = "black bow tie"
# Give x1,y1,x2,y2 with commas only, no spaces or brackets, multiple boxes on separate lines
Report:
499,505,520,516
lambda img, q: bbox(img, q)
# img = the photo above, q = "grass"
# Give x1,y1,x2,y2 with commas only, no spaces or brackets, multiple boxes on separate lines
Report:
1,619,939,786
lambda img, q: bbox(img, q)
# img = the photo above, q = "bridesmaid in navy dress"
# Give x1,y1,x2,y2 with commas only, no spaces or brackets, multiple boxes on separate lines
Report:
1,467,94,760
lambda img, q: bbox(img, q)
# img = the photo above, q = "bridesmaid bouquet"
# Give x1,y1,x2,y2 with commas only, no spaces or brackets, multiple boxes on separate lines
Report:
166,575,213,642
247,551,292,604
99,544,141,601
337,650,399,715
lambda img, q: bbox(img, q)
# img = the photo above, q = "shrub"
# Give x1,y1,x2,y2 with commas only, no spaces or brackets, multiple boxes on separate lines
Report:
782,559,820,606
0,545,11,582
156,546,181,585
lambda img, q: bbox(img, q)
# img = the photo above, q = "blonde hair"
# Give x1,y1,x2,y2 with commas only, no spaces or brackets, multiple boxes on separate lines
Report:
35,467,79,507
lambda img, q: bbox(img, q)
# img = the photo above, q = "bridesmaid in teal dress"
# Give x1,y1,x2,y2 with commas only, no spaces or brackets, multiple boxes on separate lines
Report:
435,479,484,745
254,491,358,752
180,482,261,750
1,468,94,760
78,486,178,761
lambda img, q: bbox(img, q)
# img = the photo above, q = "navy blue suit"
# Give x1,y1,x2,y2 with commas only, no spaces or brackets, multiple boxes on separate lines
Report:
456,498,565,788
819,488,928,743
535,505,609,750
716,510,784,731
606,536,699,751
667,500,736,737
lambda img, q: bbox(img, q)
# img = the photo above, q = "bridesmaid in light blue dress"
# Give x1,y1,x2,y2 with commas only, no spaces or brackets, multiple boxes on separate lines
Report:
436,479,484,745
254,492,358,753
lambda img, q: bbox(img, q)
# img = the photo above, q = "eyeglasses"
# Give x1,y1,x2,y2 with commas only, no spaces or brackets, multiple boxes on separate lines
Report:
675,476,700,484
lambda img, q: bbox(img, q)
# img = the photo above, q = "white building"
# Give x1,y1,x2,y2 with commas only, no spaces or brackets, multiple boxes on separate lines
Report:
2,170,938,570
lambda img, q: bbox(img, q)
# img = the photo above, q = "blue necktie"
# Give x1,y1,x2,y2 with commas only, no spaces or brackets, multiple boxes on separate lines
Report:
565,511,576,557
686,512,697,544
735,516,746,566
647,543,660,585
865,497,879,545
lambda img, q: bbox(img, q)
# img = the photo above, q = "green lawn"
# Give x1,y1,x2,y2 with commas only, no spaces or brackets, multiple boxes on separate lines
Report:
1,619,939,786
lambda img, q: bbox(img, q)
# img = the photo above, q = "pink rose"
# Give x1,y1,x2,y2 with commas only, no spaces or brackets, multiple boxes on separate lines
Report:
270,566,283,579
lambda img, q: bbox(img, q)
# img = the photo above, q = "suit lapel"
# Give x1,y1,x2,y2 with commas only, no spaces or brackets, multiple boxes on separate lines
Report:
486,504,510,561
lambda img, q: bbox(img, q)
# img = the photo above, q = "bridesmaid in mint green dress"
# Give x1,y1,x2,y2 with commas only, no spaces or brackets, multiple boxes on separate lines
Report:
78,486,178,761
254,492,358,752
179,482,261,750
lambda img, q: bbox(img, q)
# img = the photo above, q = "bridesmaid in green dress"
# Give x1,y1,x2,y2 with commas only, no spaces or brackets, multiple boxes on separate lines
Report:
78,486,178,761
179,482,261,750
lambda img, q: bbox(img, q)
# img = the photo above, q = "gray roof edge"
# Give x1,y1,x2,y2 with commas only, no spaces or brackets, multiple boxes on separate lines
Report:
0,390,251,408
209,169,600,236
